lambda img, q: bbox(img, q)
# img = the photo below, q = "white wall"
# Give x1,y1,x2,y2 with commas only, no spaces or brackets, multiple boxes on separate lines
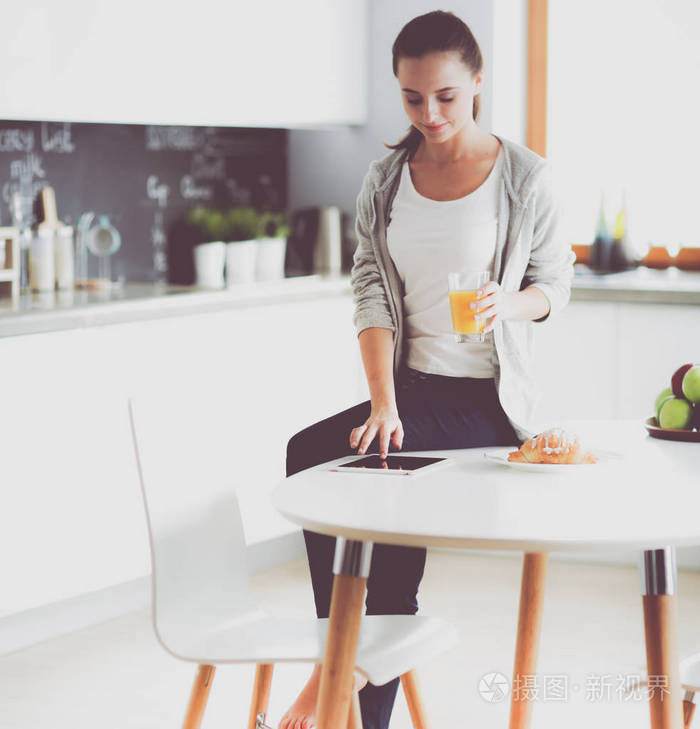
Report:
491,0,528,144
288,0,498,217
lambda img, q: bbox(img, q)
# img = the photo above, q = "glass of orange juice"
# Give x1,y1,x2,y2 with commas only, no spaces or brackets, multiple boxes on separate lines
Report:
447,270,491,343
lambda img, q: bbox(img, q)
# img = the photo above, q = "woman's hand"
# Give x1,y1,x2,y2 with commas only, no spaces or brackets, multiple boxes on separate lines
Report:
350,404,403,459
473,281,517,333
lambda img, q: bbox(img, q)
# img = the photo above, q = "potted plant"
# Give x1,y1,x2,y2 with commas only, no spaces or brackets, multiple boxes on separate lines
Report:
187,206,228,288
224,206,260,285
255,210,290,281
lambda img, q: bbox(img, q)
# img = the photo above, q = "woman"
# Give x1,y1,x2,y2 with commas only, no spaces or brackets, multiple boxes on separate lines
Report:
280,10,575,729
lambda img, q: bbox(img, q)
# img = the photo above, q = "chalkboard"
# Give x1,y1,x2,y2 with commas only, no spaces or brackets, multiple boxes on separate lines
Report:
0,121,287,284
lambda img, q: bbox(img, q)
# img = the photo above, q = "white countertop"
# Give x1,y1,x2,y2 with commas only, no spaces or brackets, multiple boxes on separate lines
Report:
0,266,698,339
0,274,352,338
570,265,700,304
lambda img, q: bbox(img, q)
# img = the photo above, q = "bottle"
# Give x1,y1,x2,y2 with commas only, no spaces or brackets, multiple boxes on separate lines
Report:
19,229,32,293
55,225,75,290
29,228,55,292
609,191,634,272
589,192,611,273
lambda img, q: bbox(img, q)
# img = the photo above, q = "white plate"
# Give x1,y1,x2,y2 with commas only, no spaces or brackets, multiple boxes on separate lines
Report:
483,449,599,473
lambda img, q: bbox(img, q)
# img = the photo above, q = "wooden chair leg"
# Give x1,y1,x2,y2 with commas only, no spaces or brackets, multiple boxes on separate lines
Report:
182,664,216,729
346,689,363,729
509,552,548,729
247,664,275,729
400,670,430,729
683,693,696,729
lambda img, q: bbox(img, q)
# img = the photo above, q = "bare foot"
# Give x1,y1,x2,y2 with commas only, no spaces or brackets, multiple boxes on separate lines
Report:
277,665,368,729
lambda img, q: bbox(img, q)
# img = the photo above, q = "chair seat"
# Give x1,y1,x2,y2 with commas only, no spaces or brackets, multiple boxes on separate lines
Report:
626,653,700,694
157,612,459,687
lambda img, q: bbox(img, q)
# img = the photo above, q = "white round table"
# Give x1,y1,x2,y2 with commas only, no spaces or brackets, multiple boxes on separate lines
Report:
272,419,700,729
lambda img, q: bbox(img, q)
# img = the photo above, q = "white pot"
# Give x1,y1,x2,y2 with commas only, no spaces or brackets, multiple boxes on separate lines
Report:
193,241,225,288
255,237,287,281
225,239,257,285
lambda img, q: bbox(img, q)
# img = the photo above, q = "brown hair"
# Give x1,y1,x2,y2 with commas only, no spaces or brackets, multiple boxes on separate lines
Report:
384,10,483,157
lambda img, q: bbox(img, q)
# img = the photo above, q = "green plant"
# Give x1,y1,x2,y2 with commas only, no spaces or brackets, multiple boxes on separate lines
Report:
258,210,291,239
224,206,261,242
186,206,229,242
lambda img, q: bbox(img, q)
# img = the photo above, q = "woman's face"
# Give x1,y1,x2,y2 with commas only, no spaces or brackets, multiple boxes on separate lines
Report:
397,51,482,141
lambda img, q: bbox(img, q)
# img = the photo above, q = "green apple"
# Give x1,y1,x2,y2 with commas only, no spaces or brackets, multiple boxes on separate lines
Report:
656,396,675,422
681,365,700,404
659,397,693,429
654,387,673,420
692,404,700,431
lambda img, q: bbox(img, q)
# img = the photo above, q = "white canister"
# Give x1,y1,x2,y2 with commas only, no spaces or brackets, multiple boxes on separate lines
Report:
255,237,287,281
225,240,257,285
55,225,75,290
193,241,226,288
29,229,56,292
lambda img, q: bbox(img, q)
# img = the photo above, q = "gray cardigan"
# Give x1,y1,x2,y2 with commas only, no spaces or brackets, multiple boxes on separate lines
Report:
349,133,576,443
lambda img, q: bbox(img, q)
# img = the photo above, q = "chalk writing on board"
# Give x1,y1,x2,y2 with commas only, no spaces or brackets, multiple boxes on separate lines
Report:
10,153,45,181
145,126,209,152
0,129,34,153
146,175,170,208
226,178,252,205
191,154,226,180
41,123,75,154
151,210,168,282
180,175,213,201
1,152,47,225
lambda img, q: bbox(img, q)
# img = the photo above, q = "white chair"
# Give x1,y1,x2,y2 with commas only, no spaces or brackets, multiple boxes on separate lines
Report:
127,394,459,729
626,654,700,728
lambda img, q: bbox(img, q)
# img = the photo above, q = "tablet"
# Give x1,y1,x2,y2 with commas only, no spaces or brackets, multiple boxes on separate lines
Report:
328,454,453,476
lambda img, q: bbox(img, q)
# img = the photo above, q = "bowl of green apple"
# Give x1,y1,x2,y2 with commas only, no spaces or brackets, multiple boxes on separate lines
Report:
647,363,700,442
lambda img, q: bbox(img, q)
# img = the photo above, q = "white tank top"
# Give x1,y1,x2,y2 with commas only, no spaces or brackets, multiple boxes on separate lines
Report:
386,144,503,378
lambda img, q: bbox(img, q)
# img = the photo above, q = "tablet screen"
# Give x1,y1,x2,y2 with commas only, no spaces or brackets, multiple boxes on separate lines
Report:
336,455,446,471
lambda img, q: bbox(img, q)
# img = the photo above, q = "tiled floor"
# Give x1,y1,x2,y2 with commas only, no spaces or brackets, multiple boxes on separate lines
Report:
2,550,700,729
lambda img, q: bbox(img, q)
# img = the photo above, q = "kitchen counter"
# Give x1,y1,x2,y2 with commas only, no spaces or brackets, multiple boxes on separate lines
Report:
570,264,700,304
0,275,353,338
0,265,698,338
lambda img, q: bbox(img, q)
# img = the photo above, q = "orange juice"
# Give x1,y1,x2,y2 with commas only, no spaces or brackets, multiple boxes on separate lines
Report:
449,290,485,334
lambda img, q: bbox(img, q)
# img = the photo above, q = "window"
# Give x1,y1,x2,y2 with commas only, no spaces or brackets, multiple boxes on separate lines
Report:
547,0,700,252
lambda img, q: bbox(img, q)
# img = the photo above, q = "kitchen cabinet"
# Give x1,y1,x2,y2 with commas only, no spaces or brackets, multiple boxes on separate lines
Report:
2,1,368,128
533,300,700,422
0,293,365,617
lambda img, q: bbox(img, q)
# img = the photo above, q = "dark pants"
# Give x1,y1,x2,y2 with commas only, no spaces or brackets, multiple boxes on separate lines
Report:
285,366,520,729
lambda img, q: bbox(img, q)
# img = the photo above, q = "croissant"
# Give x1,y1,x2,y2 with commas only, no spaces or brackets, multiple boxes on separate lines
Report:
507,427,598,464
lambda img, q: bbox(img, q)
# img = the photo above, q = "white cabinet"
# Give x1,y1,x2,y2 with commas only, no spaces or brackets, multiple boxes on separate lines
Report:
617,304,700,419
533,301,618,422
532,301,700,423
0,294,365,616
2,1,368,127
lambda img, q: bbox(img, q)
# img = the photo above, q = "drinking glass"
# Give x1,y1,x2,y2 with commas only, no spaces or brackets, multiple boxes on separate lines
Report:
447,270,491,343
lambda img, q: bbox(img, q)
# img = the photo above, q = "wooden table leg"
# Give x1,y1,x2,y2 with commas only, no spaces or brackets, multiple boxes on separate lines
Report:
509,552,548,729
316,538,373,729
641,548,683,729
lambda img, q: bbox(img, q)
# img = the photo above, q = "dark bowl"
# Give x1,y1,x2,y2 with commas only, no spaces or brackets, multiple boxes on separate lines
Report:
644,417,700,443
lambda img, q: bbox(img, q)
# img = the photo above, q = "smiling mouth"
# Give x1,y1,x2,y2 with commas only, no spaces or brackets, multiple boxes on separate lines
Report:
425,123,447,130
